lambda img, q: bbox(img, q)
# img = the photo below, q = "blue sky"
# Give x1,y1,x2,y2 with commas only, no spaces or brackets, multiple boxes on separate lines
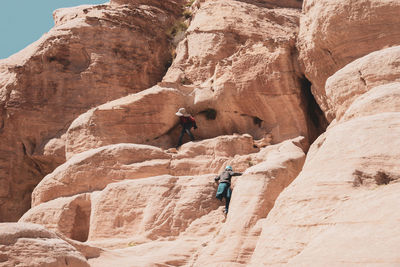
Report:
0,0,107,59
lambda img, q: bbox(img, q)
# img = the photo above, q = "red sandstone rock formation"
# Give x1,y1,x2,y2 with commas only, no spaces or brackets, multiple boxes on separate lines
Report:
298,0,400,120
1,0,400,266
0,0,183,221
0,223,90,266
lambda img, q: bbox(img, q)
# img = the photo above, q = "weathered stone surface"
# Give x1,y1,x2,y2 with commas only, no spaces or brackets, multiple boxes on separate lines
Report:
191,137,306,266
233,0,303,9
33,134,258,206
32,143,171,206
67,0,322,156
0,223,89,267
88,174,221,241
65,86,188,157
249,113,400,265
20,194,92,242
0,1,183,221
325,46,400,121
341,83,400,123
84,137,306,266
298,0,400,119
170,133,259,176
247,42,400,265
163,0,316,145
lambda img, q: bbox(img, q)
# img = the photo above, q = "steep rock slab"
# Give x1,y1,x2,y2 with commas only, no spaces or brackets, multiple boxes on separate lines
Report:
0,223,89,267
88,174,221,241
0,1,183,221
66,86,188,156
249,113,400,265
163,0,314,144
297,0,400,120
86,137,306,266
20,194,92,242
325,46,400,121
191,138,306,266
32,143,171,206
34,134,258,206
170,133,258,176
233,0,302,9
341,83,400,123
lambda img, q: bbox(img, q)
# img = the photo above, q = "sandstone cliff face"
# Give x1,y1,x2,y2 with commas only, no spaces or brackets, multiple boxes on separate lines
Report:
298,0,400,120
2,0,400,266
248,31,400,267
64,0,322,156
0,1,182,221
0,223,90,267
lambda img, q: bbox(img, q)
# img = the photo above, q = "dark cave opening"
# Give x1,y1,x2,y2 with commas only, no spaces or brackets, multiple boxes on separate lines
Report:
199,108,217,120
300,76,329,144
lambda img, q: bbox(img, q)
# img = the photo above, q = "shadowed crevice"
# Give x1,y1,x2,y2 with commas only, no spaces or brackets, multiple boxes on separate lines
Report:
300,76,329,144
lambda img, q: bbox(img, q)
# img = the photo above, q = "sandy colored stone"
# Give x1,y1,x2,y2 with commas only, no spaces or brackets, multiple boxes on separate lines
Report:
0,222,89,267
32,143,171,206
170,133,259,176
341,82,400,123
20,194,91,242
65,86,188,157
33,134,261,206
191,137,306,266
325,46,400,121
249,113,400,265
88,174,221,241
0,1,183,222
84,137,305,266
298,0,400,119
163,0,320,145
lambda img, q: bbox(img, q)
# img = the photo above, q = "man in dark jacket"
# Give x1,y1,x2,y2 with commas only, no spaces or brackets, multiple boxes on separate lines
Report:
176,107,197,147
214,165,242,214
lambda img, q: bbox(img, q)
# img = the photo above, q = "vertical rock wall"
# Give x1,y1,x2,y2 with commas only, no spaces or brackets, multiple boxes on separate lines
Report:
0,1,183,221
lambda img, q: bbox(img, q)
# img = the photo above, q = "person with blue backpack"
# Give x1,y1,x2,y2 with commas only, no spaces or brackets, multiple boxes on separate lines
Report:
214,165,242,214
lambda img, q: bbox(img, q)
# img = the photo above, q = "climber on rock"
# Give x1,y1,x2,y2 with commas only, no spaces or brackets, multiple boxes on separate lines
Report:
214,165,242,214
176,107,197,147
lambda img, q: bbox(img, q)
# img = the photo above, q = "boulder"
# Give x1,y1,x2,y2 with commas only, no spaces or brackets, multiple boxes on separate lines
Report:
298,0,400,119
0,1,183,221
32,144,171,206
0,223,89,267
170,133,259,176
341,83,400,122
20,194,92,242
325,46,400,121
65,86,188,156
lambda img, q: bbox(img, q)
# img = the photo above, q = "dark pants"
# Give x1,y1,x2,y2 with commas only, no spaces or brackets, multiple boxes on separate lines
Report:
177,127,194,147
216,182,232,213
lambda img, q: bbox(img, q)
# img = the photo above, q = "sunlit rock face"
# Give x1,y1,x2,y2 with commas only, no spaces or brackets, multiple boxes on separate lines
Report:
0,0,182,222
297,0,400,120
248,45,400,266
3,0,400,265
0,223,90,267
163,0,313,144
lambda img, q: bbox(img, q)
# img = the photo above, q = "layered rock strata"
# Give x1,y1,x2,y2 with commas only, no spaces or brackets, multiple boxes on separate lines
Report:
247,46,400,265
65,0,320,155
298,0,400,119
0,223,90,267
0,0,183,221
21,135,305,266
